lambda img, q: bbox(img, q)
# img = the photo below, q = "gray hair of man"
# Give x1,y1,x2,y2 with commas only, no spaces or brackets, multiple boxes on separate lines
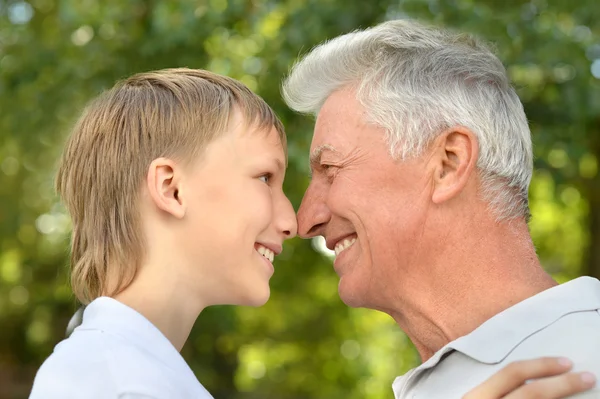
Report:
282,19,533,222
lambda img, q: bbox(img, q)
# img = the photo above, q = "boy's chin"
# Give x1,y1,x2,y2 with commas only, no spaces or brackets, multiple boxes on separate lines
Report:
231,285,271,308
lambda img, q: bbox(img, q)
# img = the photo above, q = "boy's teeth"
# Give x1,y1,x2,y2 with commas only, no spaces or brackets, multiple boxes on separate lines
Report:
334,237,356,256
257,245,274,262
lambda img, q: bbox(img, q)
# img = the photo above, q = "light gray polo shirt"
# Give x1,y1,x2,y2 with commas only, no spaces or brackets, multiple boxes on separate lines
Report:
29,297,214,399
392,277,600,399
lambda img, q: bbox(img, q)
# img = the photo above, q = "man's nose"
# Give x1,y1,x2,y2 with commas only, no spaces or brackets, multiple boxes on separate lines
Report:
296,182,331,239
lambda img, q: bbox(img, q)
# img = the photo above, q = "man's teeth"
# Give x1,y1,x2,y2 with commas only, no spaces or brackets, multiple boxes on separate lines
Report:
257,245,274,262
334,238,356,256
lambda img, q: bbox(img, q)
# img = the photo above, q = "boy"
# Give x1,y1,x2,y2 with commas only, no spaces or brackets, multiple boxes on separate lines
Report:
29,68,297,398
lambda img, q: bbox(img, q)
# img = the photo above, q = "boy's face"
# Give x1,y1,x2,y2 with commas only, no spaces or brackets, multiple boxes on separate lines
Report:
177,112,297,307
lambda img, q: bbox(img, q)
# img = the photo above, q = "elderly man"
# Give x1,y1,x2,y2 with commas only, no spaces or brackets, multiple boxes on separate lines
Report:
283,19,600,398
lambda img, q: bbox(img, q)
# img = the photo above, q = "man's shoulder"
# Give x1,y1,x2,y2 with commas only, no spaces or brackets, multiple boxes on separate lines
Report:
529,307,600,336
511,309,600,370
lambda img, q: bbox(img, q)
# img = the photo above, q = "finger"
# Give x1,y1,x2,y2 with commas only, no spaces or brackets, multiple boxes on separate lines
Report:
463,357,573,399
503,371,596,399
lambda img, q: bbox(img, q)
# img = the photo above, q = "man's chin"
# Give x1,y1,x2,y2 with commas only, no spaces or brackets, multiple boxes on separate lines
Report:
337,278,368,308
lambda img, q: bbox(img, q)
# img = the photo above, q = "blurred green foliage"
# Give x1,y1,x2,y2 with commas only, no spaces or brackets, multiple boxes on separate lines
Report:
0,0,599,398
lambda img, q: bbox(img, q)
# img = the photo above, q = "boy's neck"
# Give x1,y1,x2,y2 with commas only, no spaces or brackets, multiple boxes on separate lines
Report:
113,266,205,352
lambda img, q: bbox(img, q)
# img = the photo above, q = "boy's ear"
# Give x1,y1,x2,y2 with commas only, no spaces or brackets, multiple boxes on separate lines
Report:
146,158,186,219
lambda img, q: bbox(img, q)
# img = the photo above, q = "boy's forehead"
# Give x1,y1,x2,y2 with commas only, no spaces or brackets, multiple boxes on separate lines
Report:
243,123,287,162
226,108,287,161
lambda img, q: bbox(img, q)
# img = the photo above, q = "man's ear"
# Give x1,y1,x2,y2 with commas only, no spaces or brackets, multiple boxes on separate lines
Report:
146,157,186,219
431,126,479,204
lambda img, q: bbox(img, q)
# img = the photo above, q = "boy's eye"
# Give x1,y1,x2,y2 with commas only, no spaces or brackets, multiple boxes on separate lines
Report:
258,174,271,184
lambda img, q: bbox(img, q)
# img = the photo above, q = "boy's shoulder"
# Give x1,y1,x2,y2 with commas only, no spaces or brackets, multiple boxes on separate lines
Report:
29,329,183,399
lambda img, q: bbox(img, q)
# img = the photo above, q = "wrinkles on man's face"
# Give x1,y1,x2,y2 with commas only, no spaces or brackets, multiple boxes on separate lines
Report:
303,87,440,309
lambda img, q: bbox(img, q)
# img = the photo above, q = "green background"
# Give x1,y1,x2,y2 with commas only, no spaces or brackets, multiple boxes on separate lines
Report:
1,0,599,398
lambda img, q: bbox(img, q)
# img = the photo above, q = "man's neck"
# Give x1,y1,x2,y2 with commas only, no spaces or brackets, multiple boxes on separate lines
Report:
386,218,557,363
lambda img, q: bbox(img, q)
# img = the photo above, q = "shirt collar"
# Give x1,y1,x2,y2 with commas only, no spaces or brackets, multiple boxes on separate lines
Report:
398,277,600,376
75,296,195,379
449,276,600,364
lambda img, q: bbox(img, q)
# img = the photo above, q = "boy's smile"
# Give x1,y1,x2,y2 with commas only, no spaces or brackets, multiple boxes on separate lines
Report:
173,110,297,307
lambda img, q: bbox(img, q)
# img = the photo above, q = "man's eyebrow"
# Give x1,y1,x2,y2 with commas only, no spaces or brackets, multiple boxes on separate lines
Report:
309,144,338,167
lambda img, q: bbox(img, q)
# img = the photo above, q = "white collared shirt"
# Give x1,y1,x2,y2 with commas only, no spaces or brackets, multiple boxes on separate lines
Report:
392,277,600,399
29,297,214,399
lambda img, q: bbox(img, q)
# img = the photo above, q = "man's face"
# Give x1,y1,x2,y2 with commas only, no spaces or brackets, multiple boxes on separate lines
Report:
297,88,434,310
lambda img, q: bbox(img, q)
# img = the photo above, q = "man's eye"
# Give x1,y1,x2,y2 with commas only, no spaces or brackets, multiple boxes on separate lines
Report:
322,164,336,174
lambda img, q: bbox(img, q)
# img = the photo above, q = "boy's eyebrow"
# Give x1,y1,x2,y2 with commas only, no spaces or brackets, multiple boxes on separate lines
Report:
274,157,285,172
309,144,338,168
